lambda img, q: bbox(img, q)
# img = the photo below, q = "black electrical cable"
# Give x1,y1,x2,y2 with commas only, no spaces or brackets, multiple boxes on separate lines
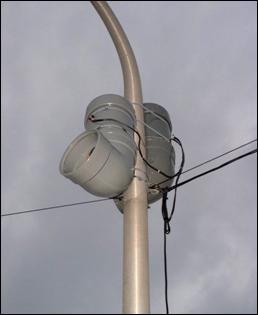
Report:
182,139,257,175
163,215,169,314
161,136,185,314
150,138,257,189
161,137,185,233
164,148,257,193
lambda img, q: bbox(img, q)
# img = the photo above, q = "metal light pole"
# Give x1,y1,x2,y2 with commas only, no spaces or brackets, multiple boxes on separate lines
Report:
90,1,150,313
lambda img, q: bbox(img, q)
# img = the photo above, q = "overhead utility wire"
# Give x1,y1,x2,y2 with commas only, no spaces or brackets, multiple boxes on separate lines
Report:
182,139,257,175
1,198,110,217
2,148,256,219
151,138,257,188
163,148,257,193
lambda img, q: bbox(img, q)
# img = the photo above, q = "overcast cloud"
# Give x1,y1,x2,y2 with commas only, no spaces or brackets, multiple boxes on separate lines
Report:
1,1,257,314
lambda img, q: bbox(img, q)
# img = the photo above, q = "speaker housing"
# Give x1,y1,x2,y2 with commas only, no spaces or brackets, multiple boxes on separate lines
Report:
144,103,175,204
60,94,136,198
114,102,175,212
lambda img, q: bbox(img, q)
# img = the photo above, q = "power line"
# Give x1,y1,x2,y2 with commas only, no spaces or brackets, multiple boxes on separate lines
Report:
150,138,257,188
164,148,257,193
182,139,257,175
1,198,111,218
2,148,256,218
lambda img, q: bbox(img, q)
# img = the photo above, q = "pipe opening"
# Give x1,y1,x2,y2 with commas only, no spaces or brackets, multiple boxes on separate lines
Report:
60,131,99,175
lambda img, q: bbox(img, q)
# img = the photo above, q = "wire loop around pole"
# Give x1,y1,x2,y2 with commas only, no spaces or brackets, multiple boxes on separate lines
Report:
131,102,171,126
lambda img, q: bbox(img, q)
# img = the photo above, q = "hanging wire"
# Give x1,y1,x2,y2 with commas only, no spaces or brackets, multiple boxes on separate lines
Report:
161,136,185,315
150,138,257,189
1,198,111,217
163,148,257,193
2,148,256,219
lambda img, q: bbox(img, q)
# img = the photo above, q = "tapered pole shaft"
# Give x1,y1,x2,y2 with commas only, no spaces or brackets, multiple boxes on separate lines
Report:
90,2,150,313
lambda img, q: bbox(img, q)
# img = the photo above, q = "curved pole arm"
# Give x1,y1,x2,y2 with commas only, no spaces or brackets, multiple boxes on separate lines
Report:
90,1,142,103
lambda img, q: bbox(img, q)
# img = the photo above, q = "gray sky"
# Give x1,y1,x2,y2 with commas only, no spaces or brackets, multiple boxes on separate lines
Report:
1,1,257,314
